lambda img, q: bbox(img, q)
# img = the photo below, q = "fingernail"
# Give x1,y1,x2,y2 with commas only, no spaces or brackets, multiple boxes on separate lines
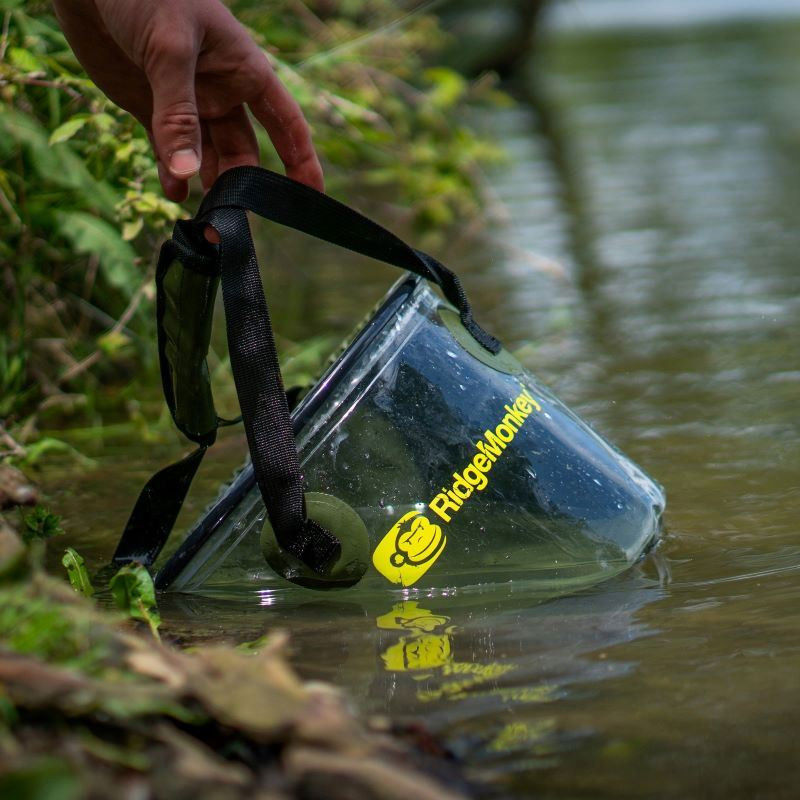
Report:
169,149,200,178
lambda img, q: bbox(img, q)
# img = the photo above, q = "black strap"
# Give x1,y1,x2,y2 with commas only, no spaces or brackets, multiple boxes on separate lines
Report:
113,446,206,565
212,204,340,569
196,167,500,354
114,166,499,574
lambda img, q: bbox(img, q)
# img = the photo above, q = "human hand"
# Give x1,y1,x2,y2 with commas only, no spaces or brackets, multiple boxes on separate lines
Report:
52,0,324,202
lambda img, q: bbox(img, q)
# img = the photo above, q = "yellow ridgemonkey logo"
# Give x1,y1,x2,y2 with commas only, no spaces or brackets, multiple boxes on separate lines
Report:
372,510,446,587
372,386,542,586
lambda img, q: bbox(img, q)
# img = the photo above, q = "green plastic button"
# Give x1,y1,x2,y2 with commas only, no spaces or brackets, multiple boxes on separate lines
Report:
261,492,369,589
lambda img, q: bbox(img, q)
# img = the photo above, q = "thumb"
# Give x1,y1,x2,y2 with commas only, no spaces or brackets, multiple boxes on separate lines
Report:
146,47,201,182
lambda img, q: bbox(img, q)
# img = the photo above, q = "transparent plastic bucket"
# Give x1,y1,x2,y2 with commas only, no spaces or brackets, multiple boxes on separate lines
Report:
157,275,665,596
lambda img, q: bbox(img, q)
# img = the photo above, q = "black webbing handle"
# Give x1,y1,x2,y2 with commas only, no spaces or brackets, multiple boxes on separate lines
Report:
196,166,500,355
115,166,499,576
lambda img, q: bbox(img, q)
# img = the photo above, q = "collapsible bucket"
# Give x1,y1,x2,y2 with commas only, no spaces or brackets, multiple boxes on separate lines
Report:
114,167,664,596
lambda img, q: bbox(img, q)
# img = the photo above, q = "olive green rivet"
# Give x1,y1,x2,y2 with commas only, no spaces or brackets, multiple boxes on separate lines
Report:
261,493,369,589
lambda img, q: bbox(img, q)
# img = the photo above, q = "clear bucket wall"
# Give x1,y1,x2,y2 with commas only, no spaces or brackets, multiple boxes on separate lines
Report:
161,277,664,596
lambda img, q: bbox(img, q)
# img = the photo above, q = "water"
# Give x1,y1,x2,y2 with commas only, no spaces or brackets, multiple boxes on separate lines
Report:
48,6,800,798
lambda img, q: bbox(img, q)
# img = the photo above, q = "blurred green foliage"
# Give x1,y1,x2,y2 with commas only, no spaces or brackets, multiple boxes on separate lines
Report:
21,505,64,543
0,0,503,454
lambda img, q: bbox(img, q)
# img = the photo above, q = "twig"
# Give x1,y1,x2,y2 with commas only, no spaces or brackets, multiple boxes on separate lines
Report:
363,66,425,104
57,349,101,386
29,285,70,340
0,75,83,101
77,254,100,338
33,338,80,370
68,295,126,332
297,0,446,70
288,0,335,43
0,184,21,228
58,268,152,385
0,423,27,460
29,363,61,400
0,12,11,64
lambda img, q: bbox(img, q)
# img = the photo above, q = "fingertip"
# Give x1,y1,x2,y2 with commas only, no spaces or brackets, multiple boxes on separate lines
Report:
158,161,190,203
287,156,325,193
166,182,190,203
247,78,325,193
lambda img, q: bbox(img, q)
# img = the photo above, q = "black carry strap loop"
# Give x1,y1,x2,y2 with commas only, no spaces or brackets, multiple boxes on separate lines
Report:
114,229,218,567
115,166,499,574
197,166,501,355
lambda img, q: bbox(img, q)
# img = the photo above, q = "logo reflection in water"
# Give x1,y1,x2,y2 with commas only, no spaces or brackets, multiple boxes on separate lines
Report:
375,601,557,755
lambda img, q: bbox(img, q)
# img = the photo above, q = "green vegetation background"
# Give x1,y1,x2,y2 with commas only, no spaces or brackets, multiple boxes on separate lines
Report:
0,0,504,464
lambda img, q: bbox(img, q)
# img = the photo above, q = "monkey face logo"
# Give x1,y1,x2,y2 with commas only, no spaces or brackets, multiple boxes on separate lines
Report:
390,515,445,568
372,510,448,586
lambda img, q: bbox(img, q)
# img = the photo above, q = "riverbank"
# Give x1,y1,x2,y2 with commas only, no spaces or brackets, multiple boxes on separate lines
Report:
0,481,475,800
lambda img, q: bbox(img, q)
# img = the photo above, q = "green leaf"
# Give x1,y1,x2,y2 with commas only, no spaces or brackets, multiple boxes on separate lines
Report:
109,564,161,639
97,329,132,358
48,115,90,145
22,507,64,543
0,107,118,216
121,217,144,241
92,113,116,132
423,67,468,109
61,547,94,597
8,47,43,73
55,211,138,296
19,437,95,468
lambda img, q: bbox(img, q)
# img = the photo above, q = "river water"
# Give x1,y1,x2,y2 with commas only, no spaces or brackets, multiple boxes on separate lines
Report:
49,6,800,798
